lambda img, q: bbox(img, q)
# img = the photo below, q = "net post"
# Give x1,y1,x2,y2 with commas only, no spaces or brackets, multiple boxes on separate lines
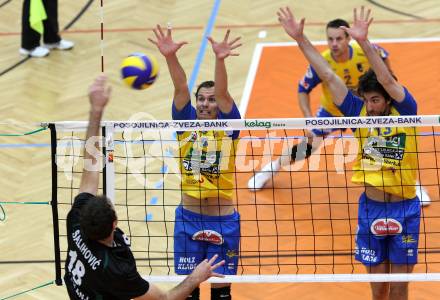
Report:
49,123,62,286
103,125,115,202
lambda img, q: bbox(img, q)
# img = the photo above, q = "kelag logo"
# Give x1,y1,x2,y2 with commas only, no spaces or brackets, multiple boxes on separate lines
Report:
244,120,272,128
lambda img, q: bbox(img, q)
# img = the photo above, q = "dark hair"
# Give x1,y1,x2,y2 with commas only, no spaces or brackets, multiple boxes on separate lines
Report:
80,195,117,241
195,81,215,98
326,19,350,37
357,69,391,101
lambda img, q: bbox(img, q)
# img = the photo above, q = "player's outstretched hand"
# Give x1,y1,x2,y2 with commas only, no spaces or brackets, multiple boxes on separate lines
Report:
88,75,111,112
277,6,305,41
208,30,242,60
340,6,373,42
189,254,225,284
148,24,188,57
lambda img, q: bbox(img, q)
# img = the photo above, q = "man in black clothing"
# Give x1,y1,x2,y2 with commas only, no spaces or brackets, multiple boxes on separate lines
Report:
64,75,225,300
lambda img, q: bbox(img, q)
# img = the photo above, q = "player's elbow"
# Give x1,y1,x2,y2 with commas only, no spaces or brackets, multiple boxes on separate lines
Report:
214,91,227,100
173,89,191,104
214,85,229,100
175,85,190,96
323,71,342,87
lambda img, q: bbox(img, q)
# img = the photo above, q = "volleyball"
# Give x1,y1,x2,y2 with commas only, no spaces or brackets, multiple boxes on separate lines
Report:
120,53,159,90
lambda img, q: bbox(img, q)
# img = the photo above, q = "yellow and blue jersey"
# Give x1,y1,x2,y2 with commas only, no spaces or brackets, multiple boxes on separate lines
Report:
354,192,420,265
298,42,389,116
337,88,418,199
172,101,241,200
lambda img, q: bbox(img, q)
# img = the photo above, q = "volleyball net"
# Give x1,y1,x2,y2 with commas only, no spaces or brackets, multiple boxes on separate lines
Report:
48,115,440,284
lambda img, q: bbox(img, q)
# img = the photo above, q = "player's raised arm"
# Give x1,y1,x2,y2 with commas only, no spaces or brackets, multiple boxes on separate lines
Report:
277,7,348,105
207,30,242,114
341,6,405,102
298,93,312,117
148,24,190,110
78,75,111,195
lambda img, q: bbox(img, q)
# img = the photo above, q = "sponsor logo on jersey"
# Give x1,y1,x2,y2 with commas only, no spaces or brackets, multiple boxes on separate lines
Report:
370,218,402,236
192,230,224,245
363,133,407,162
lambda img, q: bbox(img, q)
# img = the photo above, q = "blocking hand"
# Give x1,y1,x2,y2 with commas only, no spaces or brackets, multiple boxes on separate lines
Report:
208,30,242,60
148,24,188,57
277,6,305,41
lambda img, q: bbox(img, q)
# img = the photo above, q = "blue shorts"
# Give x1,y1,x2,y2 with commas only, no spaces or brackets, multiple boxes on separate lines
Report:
174,205,240,275
355,193,421,266
311,107,346,136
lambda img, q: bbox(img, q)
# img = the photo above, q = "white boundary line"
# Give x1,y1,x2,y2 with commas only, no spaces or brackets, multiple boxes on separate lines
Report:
239,43,264,116
239,37,440,115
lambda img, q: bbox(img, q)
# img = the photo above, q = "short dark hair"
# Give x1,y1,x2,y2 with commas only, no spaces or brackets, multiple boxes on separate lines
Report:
195,81,215,98
358,69,391,101
326,19,350,37
80,195,116,241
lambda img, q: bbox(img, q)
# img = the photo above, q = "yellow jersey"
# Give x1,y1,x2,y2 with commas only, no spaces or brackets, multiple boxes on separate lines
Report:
299,42,389,116
172,101,241,200
338,89,418,199
178,130,238,200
